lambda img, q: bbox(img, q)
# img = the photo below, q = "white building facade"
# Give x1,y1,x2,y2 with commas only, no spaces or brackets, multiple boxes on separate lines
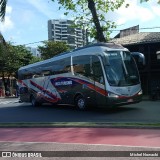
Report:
26,47,41,57
48,19,88,49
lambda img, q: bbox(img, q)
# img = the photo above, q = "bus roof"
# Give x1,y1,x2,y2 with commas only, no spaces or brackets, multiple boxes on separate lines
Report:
19,42,127,71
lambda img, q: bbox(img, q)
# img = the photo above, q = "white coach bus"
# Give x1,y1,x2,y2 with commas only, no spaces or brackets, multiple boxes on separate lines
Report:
18,43,145,110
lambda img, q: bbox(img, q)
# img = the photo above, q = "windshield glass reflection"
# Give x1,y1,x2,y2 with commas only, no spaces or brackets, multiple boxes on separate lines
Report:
105,51,140,86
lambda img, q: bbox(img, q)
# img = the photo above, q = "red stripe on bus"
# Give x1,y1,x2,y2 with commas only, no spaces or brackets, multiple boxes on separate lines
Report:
30,80,60,101
18,80,28,87
118,91,140,99
71,78,107,96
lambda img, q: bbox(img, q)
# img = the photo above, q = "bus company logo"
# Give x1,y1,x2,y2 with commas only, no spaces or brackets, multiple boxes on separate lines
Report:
55,81,73,86
2,152,12,157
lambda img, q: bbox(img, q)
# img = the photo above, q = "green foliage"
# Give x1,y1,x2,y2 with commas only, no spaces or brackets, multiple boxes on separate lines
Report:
7,45,31,75
38,41,69,60
0,41,9,75
1,0,160,42
0,42,42,78
51,0,125,42
29,56,42,64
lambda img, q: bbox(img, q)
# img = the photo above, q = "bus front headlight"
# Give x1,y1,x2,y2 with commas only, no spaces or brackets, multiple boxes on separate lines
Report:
108,92,119,98
138,90,143,95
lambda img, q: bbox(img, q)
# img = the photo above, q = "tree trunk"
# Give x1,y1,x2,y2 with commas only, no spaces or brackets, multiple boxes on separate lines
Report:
0,0,7,21
87,0,106,42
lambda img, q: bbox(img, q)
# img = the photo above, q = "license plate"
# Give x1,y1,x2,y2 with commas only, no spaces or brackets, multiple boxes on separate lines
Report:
127,99,133,102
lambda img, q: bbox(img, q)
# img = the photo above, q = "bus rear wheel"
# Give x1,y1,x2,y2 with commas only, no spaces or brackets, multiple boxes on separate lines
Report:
75,95,86,110
31,96,40,107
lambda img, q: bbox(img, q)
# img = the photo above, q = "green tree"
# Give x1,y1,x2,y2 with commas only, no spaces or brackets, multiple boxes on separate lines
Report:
52,0,126,42
38,41,69,60
0,42,41,93
0,32,8,78
1,0,160,40
29,55,42,64
0,43,42,78
0,0,125,41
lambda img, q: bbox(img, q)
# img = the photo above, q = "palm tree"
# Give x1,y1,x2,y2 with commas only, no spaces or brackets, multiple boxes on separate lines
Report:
0,0,7,21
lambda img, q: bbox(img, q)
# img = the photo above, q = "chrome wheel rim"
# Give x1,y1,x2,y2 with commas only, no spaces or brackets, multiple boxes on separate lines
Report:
78,98,85,109
31,98,35,106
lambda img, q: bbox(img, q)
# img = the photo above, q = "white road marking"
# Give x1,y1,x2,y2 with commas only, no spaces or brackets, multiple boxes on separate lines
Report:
0,100,19,105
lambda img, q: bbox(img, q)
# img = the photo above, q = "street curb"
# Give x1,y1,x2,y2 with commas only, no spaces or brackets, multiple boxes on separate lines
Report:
0,97,19,99
0,122,160,129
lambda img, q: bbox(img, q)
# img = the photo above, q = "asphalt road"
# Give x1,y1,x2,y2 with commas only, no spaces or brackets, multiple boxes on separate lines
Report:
0,98,160,123
0,98,160,160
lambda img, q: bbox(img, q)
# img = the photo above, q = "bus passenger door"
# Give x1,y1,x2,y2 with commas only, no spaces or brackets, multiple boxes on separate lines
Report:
72,55,96,107
92,56,107,107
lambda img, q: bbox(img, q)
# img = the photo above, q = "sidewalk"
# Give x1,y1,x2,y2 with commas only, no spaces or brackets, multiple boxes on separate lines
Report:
0,96,18,99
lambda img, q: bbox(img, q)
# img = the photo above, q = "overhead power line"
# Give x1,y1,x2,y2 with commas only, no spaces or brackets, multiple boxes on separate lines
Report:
109,26,160,32
23,40,47,45
21,26,160,46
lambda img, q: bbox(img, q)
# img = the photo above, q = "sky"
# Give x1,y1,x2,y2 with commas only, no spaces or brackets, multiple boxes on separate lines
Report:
1,0,160,48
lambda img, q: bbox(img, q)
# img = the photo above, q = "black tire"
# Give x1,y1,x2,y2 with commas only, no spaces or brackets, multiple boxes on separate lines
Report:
31,96,39,107
75,95,87,110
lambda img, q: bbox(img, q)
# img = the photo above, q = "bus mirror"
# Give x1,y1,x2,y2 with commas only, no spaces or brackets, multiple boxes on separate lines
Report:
131,52,145,65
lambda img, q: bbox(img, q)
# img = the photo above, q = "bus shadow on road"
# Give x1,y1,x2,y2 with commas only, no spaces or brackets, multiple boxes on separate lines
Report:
19,101,142,115
41,103,140,115
0,102,151,124
88,106,139,114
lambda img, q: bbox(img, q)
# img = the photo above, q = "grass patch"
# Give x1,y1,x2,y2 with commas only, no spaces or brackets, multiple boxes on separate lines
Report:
0,122,160,128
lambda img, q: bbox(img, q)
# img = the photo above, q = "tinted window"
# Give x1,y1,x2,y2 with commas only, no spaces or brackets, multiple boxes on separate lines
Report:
19,57,71,80
52,57,71,75
92,56,104,84
73,55,91,78
105,51,140,86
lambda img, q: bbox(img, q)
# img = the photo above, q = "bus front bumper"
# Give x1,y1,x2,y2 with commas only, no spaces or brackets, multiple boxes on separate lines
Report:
106,94,143,107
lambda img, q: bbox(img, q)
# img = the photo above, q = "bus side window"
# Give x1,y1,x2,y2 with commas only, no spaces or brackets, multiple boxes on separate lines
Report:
19,74,24,80
41,70,51,76
32,73,42,78
63,58,71,73
24,74,32,79
73,56,91,78
52,58,71,75
92,56,104,84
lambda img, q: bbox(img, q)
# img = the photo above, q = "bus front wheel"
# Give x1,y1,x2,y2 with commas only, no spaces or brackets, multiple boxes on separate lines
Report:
75,95,86,110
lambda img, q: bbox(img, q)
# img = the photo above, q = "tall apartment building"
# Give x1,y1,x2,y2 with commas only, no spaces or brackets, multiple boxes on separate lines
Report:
48,19,87,49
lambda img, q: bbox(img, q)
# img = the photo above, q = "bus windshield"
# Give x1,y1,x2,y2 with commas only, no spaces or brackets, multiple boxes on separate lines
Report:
104,51,140,86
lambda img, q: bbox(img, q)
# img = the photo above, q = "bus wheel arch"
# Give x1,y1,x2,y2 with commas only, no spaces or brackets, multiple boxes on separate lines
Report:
74,94,87,110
